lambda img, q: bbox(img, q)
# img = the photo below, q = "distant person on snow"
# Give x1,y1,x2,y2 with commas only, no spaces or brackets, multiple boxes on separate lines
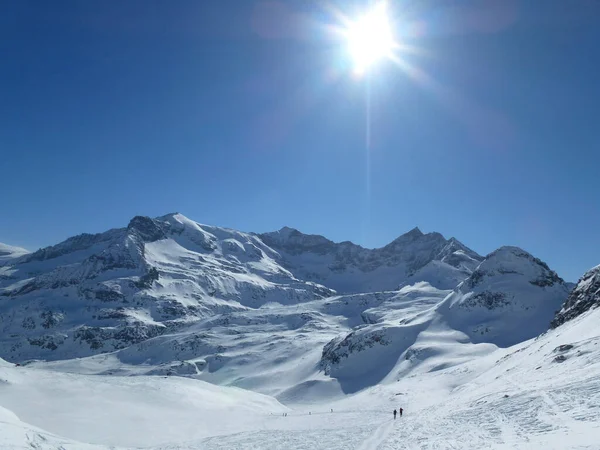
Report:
393,409,397,419
400,407,403,417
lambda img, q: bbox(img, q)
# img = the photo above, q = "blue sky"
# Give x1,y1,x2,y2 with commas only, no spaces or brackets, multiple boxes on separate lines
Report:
1,0,599,281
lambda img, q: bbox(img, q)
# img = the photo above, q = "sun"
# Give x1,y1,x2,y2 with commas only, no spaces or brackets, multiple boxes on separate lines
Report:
345,2,395,75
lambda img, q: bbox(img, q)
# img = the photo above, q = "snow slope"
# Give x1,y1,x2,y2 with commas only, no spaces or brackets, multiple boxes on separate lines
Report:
317,248,570,388
0,358,286,448
3,306,599,449
0,242,29,264
180,306,600,449
378,306,600,450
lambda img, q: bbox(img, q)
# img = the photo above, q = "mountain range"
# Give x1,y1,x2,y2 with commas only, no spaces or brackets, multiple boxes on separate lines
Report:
1,212,599,448
0,213,589,371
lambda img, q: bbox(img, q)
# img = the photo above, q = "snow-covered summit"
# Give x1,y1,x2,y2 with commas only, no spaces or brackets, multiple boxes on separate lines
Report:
0,213,335,361
469,246,564,286
442,246,570,346
260,226,483,292
260,226,343,256
551,263,600,328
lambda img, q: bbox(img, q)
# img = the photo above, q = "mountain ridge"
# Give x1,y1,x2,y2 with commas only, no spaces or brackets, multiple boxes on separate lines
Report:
260,223,483,293
0,212,578,384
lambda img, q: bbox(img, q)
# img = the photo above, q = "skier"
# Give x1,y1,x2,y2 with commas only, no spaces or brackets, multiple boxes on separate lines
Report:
400,407,403,417
393,409,397,419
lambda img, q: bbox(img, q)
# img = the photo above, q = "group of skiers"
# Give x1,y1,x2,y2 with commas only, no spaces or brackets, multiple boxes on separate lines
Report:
393,408,403,419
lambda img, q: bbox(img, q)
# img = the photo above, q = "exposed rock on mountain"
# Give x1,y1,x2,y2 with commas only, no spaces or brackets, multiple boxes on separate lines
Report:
0,214,334,361
260,227,483,292
442,246,570,346
316,247,572,385
551,264,600,328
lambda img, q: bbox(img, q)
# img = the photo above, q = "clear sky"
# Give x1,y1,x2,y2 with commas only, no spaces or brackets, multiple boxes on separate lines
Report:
1,0,599,281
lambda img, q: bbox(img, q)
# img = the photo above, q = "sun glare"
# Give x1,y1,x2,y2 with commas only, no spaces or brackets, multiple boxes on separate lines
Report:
346,2,395,75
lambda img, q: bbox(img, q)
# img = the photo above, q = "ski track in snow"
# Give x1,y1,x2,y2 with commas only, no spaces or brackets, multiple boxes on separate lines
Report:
357,419,394,450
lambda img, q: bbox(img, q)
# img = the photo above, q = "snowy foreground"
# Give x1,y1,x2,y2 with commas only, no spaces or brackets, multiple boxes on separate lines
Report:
2,307,599,450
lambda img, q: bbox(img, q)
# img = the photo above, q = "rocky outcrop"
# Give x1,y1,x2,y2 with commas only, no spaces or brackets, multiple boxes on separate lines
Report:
551,265,600,328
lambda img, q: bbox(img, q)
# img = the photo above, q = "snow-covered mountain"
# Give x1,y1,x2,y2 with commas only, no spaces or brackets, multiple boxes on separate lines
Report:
0,213,486,363
551,264,600,328
317,247,571,390
260,226,483,292
0,242,29,263
2,212,598,449
0,214,334,361
0,214,569,369
442,246,570,346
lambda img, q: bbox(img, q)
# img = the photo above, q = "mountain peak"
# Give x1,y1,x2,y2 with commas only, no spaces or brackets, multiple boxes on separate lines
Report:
488,245,530,257
260,227,334,255
259,226,302,243
156,212,182,221
445,246,569,347
278,226,300,235
384,227,435,250
127,216,167,243
483,246,560,277
406,226,423,236
462,245,564,294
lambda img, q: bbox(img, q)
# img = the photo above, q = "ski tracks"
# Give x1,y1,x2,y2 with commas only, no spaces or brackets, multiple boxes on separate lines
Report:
357,419,394,450
505,374,581,431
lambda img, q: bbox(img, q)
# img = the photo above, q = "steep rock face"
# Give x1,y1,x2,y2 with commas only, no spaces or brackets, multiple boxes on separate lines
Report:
260,227,483,293
551,265,600,328
442,246,570,347
0,214,334,362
